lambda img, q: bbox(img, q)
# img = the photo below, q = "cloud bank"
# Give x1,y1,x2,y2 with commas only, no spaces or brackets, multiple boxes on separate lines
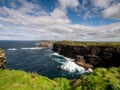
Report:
0,0,120,41
0,24,3,29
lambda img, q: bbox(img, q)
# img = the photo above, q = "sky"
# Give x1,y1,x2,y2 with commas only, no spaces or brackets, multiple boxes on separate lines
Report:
0,0,120,41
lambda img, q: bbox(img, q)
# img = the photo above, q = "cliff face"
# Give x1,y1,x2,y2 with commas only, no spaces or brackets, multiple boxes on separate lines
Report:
0,48,6,69
39,42,53,48
52,43,120,68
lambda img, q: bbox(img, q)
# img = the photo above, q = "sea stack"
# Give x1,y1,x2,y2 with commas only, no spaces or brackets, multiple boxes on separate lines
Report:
0,48,6,69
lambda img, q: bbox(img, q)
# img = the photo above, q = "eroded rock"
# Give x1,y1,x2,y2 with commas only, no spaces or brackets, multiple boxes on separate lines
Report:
0,48,6,69
52,43,120,68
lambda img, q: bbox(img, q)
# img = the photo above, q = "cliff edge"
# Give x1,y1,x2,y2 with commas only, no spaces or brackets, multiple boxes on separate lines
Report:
52,41,120,69
39,41,53,48
0,48,6,69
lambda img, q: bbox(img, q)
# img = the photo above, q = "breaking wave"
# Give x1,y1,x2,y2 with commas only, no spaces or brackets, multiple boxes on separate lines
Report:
35,42,40,46
7,47,43,50
7,48,17,51
21,47,43,50
51,53,92,73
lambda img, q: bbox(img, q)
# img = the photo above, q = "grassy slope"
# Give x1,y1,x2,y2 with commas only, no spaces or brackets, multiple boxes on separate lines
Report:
73,67,120,90
55,40,120,47
0,69,71,90
0,67,120,90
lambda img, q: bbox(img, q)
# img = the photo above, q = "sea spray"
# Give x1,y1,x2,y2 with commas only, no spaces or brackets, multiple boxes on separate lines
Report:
7,48,17,51
7,47,43,50
21,47,43,50
51,53,92,73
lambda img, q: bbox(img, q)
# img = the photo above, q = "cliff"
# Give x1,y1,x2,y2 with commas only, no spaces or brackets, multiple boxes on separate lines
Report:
0,47,120,90
0,48,6,69
52,41,120,69
39,41,53,48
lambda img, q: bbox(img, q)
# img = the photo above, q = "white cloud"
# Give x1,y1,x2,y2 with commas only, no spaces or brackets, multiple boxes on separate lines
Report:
102,3,120,19
92,0,112,8
0,24,3,29
0,0,120,41
91,0,120,20
58,0,79,10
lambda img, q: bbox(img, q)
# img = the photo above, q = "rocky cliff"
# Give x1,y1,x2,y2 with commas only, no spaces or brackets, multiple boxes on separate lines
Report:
52,42,120,69
0,48,6,69
39,41,53,48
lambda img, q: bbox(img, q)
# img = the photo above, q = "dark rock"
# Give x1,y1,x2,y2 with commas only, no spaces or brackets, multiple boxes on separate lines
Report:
52,43,120,68
75,55,85,63
75,55,93,69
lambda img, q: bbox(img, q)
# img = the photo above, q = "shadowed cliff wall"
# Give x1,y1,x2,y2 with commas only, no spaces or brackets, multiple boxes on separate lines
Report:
52,43,120,68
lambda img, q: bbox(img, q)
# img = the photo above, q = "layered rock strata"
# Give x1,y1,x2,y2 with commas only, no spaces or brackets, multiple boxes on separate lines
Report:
52,43,120,69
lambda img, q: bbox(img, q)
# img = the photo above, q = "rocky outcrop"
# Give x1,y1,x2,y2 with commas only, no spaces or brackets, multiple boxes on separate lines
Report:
52,43,120,69
39,42,53,48
0,48,6,69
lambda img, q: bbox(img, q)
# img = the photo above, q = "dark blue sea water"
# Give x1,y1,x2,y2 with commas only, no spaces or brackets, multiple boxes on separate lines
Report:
0,41,92,79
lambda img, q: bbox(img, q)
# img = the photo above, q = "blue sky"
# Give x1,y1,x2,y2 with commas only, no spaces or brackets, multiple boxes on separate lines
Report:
0,0,120,41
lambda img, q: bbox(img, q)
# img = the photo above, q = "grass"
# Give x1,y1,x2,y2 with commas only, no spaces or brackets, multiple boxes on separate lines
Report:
72,67,120,90
0,67,120,90
0,69,72,90
55,40,120,47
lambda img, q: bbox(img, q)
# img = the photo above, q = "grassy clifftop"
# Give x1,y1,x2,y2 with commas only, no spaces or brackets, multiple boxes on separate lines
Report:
0,67,120,90
0,69,71,90
55,40,120,47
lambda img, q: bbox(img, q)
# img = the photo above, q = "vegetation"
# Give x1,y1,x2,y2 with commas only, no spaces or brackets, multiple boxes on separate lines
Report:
72,67,120,90
55,40,120,47
0,69,72,90
0,67,120,90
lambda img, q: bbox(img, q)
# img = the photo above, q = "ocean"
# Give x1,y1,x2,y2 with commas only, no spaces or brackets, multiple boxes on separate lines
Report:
0,41,92,79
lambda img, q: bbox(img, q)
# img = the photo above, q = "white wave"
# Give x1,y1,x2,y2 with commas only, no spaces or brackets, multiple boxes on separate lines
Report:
7,48,17,51
35,43,40,45
21,47,43,50
52,53,62,57
61,59,92,73
51,53,74,61
51,53,92,73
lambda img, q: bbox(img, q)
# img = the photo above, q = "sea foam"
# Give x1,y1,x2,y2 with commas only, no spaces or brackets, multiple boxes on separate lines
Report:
7,48,17,51
51,53,92,73
21,47,43,50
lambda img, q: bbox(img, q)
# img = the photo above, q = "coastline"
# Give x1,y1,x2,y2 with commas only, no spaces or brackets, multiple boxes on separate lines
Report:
52,41,120,69
0,41,120,90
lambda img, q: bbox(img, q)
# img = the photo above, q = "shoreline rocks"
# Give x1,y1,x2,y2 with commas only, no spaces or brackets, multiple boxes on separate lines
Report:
52,43,120,69
39,42,53,48
0,48,6,69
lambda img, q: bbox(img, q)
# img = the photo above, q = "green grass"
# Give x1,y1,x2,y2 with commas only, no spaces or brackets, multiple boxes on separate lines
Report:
0,67,120,90
0,69,72,90
72,67,120,90
55,40,120,47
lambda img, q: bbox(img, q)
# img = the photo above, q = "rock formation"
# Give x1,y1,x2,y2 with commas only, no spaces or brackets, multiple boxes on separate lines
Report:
0,48,6,69
39,42,53,48
52,43,120,69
